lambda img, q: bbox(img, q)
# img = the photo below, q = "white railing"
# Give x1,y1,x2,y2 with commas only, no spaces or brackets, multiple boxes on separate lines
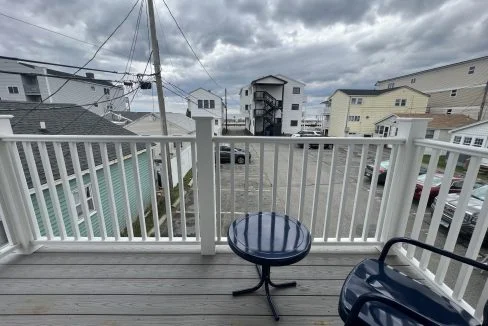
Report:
0,132,199,245
213,135,404,246
393,137,488,320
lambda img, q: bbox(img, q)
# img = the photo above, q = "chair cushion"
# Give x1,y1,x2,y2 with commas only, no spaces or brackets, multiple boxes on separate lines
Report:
338,259,479,326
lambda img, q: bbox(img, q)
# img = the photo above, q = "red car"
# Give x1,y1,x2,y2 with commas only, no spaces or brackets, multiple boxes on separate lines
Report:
413,173,464,202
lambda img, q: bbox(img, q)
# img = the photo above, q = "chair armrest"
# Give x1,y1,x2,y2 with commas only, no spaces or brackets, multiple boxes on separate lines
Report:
379,237,488,272
345,293,439,326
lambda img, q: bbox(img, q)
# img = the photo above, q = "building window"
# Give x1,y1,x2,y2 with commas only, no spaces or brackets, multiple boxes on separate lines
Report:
451,89,457,97
474,138,484,147
215,119,219,126
388,82,395,89
204,100,209,108
463,137,472,146
291,104,299,110
411,78,416,84
290,120,298,127
210,100,215,109
348,115,360,122
351,97,362,105
245,104,249,110
103,88,110,95
292,87,301,94
395,99,407,106
425,129,435,139
90,86,96,91
72,185,95,222
446,109,452,114
245,90,248,96
468,66,475,74
7,86,19,94
198,100,203,108
453,136,461,144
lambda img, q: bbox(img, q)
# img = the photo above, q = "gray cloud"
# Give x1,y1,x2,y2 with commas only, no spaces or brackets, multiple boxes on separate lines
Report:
0,0,486,115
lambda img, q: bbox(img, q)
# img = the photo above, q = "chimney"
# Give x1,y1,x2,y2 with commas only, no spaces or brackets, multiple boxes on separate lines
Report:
85,72,95,79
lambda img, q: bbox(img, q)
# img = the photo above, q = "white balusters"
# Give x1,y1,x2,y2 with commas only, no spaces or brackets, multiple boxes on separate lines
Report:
271,143,279,212
323,145,338,240
115,143,133,240
191,142,200,241
362,145,384,240
175,142,187,240
285,144,294,216
130,143,147,240
100,143,120,240
310,146,324,239
298,145,309,222
258,143,264,212
159,142,173,240
350,144,369,240
337,144,353,240
230,143,235,221
215,142,222,241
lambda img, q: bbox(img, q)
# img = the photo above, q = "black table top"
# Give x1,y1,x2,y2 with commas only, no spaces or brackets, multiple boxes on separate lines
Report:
227,212,312,266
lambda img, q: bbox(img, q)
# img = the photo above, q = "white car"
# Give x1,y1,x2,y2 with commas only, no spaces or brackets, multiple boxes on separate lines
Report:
291,130,322,138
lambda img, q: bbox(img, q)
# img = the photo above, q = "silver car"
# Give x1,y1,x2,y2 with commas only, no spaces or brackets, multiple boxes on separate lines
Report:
432,184,488,234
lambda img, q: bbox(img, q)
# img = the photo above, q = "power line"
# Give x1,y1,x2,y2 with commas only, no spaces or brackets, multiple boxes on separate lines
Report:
11,0,141,127
0,11,128,57
124,0,145,74
161,0,222,90
0,69,136,85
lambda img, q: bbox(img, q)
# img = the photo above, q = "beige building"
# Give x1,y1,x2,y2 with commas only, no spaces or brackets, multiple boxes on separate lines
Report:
376,56,488,120
328,86,429,137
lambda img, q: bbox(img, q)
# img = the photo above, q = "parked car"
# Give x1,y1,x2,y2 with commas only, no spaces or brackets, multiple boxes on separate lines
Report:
413,173,463,202
291,130,333,149
432,184,488,234
364,161,427,184
218,145,250,164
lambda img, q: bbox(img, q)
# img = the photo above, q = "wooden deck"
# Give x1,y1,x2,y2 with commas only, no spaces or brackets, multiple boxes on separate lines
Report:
0,249,415,325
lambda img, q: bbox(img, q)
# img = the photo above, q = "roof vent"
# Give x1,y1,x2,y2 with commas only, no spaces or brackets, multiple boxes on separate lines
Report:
85,72,95,79
40,121,46,130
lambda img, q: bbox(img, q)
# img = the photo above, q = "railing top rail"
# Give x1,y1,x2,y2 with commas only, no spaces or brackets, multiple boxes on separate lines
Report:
0,134,196,143
415,139,488,158
214,136,406,145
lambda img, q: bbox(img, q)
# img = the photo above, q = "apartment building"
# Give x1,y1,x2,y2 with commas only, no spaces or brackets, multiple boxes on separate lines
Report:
0,58,127,115
240,74,305,135
187,88,223,135
376,56,488,120
328,86,429,137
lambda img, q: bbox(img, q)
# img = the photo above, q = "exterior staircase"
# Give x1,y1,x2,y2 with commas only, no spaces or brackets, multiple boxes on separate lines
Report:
254,91,282,135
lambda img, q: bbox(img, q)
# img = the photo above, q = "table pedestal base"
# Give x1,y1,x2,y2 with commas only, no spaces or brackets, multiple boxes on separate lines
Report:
232,264,297,321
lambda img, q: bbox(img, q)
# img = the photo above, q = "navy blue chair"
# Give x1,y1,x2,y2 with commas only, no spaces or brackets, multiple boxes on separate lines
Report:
339,237,488,325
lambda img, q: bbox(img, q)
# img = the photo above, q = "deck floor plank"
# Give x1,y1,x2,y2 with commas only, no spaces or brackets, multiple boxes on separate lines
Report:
0,251,422,325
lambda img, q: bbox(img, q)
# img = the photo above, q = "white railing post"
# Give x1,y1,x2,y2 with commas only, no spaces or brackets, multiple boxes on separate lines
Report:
381,118,429,242
0,115,35,252
193,111,216,255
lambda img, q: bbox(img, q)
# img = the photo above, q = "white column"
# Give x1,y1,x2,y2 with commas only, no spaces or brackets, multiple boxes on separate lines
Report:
0,115,35,251
193,111,216,255
381,118,429,242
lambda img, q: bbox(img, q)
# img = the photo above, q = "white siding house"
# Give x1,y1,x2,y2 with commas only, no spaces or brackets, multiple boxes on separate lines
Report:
376,56,488,119
0,59,127,115
239,74,305,135
187,88,223,136
449,120,488,167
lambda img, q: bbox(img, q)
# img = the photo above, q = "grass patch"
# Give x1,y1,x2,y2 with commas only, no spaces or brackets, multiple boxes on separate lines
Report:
121,169,193,237
422,154,488,180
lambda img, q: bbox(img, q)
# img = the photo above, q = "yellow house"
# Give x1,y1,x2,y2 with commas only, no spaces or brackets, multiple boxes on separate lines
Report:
328,86,429,137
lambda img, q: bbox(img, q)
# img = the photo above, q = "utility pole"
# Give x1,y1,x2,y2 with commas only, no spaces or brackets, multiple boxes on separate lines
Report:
147,0,173,188
478,81,488,121
225,88,228,134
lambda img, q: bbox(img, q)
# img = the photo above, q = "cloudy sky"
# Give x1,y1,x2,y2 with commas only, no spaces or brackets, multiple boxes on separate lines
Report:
0,0,486,116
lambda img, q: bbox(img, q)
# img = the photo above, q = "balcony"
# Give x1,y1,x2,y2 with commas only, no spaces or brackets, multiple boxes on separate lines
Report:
0,113,487,324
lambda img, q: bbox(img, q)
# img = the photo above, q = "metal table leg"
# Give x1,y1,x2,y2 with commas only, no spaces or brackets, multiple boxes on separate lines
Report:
232,264,297,321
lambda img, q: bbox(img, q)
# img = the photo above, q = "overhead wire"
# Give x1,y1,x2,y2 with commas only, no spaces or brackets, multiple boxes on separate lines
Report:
11,0,141,127
161,0,222,90
0,11,128,57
